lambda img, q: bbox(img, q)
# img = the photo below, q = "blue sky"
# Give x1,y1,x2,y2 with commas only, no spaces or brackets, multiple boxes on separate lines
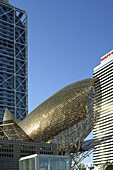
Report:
10,0,113,164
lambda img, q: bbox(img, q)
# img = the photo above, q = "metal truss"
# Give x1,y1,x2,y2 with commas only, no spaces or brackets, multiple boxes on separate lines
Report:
70,150,93,170
70,139,93,169
0,1,28,120
0,0,9,3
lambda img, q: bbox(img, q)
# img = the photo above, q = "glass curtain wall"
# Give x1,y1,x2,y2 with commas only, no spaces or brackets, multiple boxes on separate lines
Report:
19,155,70,170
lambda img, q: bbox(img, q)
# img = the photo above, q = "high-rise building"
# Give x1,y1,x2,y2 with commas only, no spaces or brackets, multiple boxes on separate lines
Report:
93,50,113,167
0,0,28,120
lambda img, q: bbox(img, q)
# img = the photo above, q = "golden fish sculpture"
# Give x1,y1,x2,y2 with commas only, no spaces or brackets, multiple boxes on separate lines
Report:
3,78,96,142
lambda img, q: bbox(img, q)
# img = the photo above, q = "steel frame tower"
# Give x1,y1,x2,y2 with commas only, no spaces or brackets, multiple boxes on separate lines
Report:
93,50,113,168
0,0,28,120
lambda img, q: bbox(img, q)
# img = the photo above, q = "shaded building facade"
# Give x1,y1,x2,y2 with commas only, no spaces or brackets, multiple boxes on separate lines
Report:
0,139,57,170
0,0,28,120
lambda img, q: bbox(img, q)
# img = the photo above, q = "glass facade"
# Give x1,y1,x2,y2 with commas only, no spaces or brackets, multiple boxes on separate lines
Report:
30,158,35,170
19,154,70,170
0,1,28,120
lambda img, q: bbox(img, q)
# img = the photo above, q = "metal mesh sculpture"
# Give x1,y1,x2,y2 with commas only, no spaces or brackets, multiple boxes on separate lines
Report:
3,77,96,169
52,86,94,152
3,78,95,143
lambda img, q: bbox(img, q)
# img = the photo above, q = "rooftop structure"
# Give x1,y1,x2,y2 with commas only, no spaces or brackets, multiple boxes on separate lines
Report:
0,0,28,121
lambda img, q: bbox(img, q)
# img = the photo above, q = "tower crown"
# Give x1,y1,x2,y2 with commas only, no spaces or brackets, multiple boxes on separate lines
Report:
0,0,9,3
